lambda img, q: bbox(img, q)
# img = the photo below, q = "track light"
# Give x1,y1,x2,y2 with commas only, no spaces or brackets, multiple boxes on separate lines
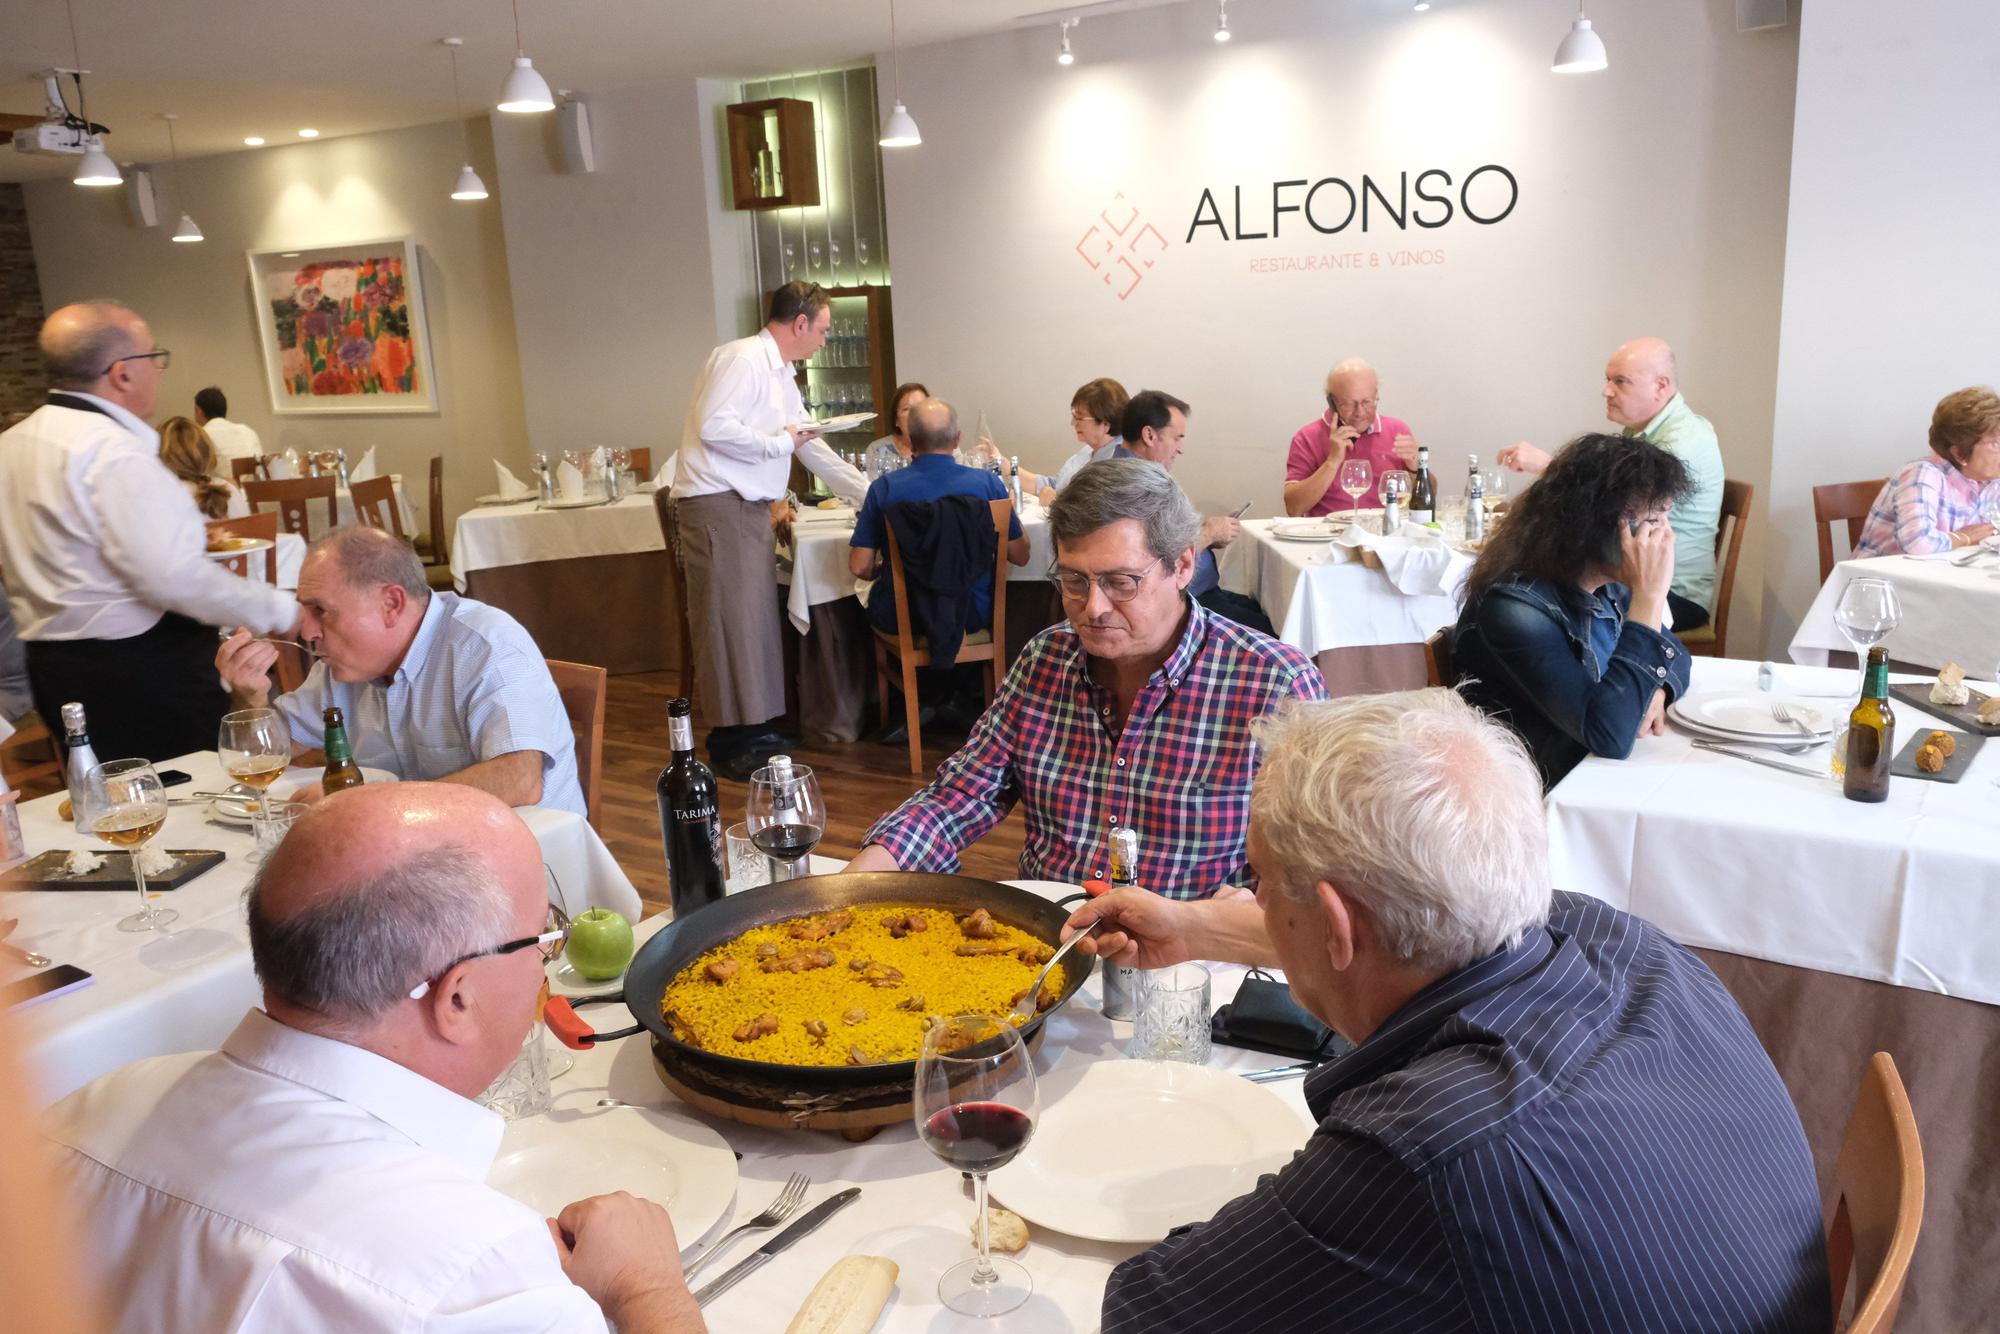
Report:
1057,18,1076,66
497,0,555,111
1214,0,1231,43
1552,3,1608,73
879,0,921,147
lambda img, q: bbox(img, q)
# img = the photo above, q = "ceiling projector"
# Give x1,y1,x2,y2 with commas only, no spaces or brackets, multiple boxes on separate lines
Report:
12,72,107,158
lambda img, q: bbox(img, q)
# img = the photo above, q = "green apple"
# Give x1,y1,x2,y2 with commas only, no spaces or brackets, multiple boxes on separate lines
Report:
566,908,635,980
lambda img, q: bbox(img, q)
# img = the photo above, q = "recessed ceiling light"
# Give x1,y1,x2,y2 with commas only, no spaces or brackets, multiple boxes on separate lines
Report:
243,136,265,146
297,128,320,139
1413,1,1431,9
280,251,300,258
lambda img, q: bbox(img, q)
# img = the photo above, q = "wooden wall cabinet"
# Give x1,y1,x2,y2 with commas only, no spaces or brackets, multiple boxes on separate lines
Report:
725,99,820,210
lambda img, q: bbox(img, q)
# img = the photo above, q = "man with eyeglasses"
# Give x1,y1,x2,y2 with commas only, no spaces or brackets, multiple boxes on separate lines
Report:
1283,358,1421,516
44,783,705,1333
0,301,298,761
847,459,1325,897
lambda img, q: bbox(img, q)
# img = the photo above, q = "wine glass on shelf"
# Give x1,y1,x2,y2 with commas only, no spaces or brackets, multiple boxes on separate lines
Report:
220,707,293,863
79,759,173,933
808,239,826,272
1337,458,1373,517
915,1016,1039,1317
1833,577,1901,697
744,760,824,882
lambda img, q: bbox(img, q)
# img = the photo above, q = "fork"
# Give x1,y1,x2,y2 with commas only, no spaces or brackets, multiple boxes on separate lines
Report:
1769,702,1819,739
681,1172,810,1276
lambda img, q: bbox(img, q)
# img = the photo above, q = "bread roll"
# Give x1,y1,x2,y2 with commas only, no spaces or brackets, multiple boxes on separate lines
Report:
975,1206,1030,1254
784,1255,899,1334
1927,731,1956,759
1916,744,1945,773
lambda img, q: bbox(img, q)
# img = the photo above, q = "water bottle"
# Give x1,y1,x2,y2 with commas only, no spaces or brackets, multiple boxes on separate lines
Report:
1009,455,1023,512
1465,455,1486,543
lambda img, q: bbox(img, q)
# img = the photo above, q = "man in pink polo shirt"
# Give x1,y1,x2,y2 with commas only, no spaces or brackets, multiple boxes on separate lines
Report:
1283,359,1421,516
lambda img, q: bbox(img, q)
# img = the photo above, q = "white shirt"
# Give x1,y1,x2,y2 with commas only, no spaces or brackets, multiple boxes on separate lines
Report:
45,1009,608,1334
0,396,295,640
672,329,866,506
275,591,587,815
203,414,263,461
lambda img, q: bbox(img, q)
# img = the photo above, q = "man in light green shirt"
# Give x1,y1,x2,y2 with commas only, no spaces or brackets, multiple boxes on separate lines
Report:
1497,336,1725,629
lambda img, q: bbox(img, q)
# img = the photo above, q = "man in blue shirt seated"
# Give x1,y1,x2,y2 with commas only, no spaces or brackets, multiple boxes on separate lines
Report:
1069,688,1830,1334
850,396,1030,738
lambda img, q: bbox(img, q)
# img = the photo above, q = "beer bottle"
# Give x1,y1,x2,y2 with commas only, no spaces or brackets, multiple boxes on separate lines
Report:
1841,647,1894,803
657,698,725,917
321,707,366,795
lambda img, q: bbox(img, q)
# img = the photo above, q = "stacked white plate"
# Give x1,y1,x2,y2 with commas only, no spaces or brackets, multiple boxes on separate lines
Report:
1667,691,1837,747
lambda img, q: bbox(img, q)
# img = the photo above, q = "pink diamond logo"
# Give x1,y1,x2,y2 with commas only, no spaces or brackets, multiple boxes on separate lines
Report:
1075,193,1169,301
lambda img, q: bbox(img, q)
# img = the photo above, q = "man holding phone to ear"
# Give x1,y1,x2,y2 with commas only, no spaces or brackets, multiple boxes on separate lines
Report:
1284,359,1422,516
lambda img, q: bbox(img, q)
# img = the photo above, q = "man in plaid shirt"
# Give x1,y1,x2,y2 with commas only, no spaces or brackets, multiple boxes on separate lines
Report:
847,459,1326,898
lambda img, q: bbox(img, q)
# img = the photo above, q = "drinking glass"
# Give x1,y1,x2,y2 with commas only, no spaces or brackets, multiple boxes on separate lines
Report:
252,799,312,860
745,761,824,882
1337,458,1373,515
1130,964,1213,1063
219,707,292,864
723,822,769,893
1480,469,1508,513
782,241,798,277
915,1016,1038,1317
828,238,843,275
856,236,872,270
1379,469,1411,534
79,759,173,933
808,239,826,272
479,1018,554,1120
1833,577,1901,695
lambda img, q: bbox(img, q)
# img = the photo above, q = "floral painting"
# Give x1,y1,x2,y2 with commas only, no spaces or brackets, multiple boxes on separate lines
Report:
248,238,437,414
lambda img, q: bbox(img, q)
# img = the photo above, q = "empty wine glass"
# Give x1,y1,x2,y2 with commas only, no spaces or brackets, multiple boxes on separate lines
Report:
808,239,826,272
782,241,799,277
79,759,173,933
1337,458,1373,515
915,1016,1038,1317
219,707,293,864
744,758,824,882
828,237,843,275
1833,577,1901,696
1480,469,1508,513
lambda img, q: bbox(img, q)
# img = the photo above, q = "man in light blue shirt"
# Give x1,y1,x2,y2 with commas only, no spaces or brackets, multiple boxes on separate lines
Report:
217,526,584,814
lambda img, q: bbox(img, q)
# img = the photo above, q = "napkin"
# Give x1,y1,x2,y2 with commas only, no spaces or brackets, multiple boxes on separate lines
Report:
493,460,534,500
1334,524,1469,598
266,450,298,480
347,446,379,483
589,446,608,478
653,451,678,488
555,459,585,499
1758,663,1858,697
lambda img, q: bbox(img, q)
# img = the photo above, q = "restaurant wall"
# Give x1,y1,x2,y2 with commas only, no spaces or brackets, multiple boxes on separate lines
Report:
0,184,49,420
1763,0,2000,655
882,0,1797,640
21,119,526,532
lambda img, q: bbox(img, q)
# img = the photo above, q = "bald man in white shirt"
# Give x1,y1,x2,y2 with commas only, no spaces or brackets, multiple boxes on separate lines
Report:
0,302,297,760
45,783,704,1334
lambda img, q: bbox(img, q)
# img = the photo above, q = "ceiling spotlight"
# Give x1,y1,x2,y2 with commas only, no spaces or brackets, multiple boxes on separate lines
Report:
73,138,121,187
442,38,489,201
1552,3,1608,73
1057,18,1076,66
297,128,320,138
172,214,204,243
879,0,921,147
451,163,489,200
1214,0,1231,42
243,136,265,146
497,0,556,112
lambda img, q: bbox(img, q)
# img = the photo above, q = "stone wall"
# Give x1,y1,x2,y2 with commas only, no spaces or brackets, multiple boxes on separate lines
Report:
0,184,47,421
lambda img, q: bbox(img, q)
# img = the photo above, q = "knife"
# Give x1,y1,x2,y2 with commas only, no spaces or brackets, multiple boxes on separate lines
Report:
692,1187,861,1307
1242,1060,1316,1084
1690,739,1828,779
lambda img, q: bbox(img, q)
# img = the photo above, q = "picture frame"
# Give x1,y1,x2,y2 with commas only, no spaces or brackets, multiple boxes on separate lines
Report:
246,236,439,415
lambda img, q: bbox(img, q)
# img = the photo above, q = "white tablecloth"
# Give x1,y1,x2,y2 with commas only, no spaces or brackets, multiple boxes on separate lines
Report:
449,492,665,588
784,501,1055,635
1546,657,2000,1004
545,876,1314,1334
4,751,641,1105
1218,520,1466,658
1789,553,2000,677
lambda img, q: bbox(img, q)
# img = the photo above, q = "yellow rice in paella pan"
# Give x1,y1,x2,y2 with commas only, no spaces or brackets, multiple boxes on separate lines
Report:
660,904,1066,1067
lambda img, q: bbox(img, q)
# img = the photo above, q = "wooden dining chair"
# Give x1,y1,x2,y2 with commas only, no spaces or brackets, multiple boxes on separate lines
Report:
546,658,607,832
651,489,698,704
0,715,65,797
349,475,406,538
228,455,264,485
244,476,338,540
204,511,280,584
1826,1051,1924,1333
1423,627,1455,689
1679,478,1754,659
628,447,652,477
1814,479,1889,583
874,499,1013,775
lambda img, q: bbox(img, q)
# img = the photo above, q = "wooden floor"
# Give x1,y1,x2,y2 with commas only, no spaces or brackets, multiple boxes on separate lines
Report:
600,672,1025,913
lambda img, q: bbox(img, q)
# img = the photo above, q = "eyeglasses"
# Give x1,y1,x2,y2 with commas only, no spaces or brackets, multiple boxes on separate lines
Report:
407,902,570,1000
103,348,171,376
1048,559,1168,602
1327,393,1377,413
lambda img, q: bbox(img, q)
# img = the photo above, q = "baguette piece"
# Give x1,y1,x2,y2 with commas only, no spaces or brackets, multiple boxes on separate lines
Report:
784,1255,900,1334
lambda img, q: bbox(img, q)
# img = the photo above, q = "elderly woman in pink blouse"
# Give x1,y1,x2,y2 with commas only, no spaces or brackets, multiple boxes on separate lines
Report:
1854,386,2000,555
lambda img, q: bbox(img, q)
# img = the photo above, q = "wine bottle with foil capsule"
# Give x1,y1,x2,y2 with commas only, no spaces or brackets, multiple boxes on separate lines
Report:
61,702,101,834
321,707,366,795
1096,826,1141,1021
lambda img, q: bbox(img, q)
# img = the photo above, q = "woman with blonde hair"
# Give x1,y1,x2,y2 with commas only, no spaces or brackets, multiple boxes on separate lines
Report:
158,416,248,519
1854,386,2000,555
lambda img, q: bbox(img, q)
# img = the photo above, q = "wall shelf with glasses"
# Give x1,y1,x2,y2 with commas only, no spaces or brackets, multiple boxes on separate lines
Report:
725,98,820,211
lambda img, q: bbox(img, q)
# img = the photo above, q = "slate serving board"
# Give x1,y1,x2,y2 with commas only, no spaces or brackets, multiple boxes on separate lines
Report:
0,849,225,892
1889,729,1986,784
1890,683,2000,736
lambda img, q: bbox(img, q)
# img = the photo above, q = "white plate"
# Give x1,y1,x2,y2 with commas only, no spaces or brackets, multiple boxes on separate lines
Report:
539,497,614,511
809,412,877,433
488,1103,737,1243
1672,693,1833,740
1267,520,1341,543
205,537,274,559
990,1060,1304,1243
211,766,398,823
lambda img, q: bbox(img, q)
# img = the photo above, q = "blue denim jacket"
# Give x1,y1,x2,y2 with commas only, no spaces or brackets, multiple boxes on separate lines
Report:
1452,576,1691,789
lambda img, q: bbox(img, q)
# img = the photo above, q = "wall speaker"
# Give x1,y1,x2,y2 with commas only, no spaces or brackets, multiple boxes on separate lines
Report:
125,167,157,228
558,98,595,174
1736,0,1788,31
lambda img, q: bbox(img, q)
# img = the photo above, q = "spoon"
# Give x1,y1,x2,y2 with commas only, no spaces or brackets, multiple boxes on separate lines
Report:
1007,918,1101,1025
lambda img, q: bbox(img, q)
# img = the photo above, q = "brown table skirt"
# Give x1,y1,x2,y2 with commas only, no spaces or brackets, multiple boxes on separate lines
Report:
464,552,677,676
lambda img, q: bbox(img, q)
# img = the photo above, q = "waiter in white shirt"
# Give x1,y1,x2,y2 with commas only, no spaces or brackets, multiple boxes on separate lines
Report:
0,302,298,762
193,384,262,462
671,281,865,780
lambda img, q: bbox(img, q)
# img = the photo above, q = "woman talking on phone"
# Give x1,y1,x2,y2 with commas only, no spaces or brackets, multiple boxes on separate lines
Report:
1447,434,1692,789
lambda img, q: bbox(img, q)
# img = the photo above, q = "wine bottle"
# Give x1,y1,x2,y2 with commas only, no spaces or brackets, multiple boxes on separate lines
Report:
1842,647,1894,803
1408,446,1436,525
61,702,100,835
321,708,366,795
657,697,725,917
1100,826,1141,1021
1465,454,1485,543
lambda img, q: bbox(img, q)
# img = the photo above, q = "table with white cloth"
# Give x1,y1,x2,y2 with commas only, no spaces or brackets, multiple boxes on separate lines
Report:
1789,551,2000,677
1545,656,2000,1329
538,874,1314,1334
449,492,678,674
3,751,641,1106
1218,518,1469,695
